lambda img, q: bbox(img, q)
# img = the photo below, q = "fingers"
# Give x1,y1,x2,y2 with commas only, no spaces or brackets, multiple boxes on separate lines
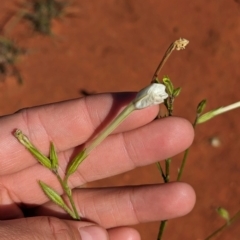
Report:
0,217,109,240
69,117,194,184
108,227,141,240
35,183,196,228
2,117,194,205
0,93,158,175
0,218,140,240
65,117,194,187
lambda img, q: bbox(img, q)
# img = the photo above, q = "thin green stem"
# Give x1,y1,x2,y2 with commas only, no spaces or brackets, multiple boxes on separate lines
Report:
177,116,198,181
156,162,166,182
157,220,167,240
177,148,190,181
68,192,80,220
55,171,80,220
155,159,170,240
204,210,240,240
168,96,174,116
59,201,76,219
155,93,174,239
165,158,171,183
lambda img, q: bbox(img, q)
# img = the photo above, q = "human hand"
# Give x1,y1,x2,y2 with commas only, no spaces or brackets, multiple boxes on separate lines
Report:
0,92,195,239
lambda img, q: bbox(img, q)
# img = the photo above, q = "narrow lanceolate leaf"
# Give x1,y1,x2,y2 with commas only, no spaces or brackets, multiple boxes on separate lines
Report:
39,181,75,218
66,149,87,177
14,129,52,169
49,142,58,170
173,87,182,97
162,76,174,95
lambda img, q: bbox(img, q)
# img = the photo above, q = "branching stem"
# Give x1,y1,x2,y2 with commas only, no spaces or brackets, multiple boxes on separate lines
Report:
204,210,240,240
55,171,80,220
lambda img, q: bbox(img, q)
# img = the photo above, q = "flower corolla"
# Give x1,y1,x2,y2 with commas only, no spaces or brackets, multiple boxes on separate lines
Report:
133,83,168,109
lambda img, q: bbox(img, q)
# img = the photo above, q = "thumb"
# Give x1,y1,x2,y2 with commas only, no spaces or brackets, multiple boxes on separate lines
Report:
0,216,109,240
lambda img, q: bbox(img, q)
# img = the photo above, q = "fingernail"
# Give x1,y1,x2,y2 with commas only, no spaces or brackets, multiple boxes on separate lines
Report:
79,226,108,240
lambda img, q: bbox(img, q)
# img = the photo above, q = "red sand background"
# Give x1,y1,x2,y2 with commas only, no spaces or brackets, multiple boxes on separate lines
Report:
0,1,240,239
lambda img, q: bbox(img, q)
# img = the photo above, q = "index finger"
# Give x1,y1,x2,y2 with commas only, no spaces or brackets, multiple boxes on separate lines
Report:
0,92,159,175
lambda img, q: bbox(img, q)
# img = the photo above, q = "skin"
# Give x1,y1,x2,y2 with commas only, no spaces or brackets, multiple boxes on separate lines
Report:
0,92,195,240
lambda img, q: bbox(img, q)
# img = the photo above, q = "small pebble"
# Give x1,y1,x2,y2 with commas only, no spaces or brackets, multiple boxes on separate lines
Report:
210,137,221,147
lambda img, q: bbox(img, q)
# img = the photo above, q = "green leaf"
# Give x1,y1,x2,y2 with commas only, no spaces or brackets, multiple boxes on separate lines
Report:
173,87,182,97
39,181,75,218
66,149,87,177
50,142,58,170
197,99,207,115
162,76,174,95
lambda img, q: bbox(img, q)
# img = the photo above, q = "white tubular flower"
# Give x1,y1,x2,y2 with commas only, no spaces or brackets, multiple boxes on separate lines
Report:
133,83,168,109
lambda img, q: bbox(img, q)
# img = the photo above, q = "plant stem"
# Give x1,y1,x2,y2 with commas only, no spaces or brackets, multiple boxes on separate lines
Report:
157,220,167,240
55,171,80,220
177,116,198,181
68,192,80,220
165,158,171,183
156,162,166,182
152,42,176,82
204,210,240,240
177,148,190,181
151,38,189,83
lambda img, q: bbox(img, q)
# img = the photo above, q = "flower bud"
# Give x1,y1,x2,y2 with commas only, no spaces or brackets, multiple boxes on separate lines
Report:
197,99,207,115
133,83,168,109
14,129,52,169
216,207,230,223
162,76,174,95
173,87,182,97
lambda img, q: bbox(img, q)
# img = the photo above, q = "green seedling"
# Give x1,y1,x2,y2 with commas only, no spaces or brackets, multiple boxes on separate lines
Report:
0,36,25,84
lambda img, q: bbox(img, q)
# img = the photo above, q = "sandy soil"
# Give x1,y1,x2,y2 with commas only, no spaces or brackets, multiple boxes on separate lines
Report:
0,0,240,239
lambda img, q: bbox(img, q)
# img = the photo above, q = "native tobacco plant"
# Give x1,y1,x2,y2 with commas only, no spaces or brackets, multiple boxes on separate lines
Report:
14,81,169,220
14,38,240,239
